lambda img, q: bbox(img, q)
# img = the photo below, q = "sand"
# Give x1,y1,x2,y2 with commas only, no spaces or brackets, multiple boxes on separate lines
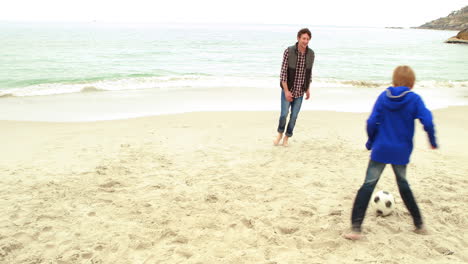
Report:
0,107,467,263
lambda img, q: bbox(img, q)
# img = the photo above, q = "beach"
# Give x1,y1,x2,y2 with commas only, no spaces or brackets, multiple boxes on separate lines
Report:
1,21,467,264
1,107,467,263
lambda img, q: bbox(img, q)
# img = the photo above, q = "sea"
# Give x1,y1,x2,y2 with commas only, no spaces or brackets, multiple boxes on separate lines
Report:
1,22,467,121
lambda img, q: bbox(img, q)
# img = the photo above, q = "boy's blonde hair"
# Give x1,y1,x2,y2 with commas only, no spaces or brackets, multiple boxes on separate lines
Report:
392,65,416,88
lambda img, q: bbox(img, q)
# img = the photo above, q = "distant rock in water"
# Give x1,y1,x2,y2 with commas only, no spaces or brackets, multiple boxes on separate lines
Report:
446,28,468,44
417,6,468,30
81,86,101,93
385,27,404,29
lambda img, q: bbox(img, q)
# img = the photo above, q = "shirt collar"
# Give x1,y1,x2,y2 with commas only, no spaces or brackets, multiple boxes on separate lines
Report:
295,42,308,55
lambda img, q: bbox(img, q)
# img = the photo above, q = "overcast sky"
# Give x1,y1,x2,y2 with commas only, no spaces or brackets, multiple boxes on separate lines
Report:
1,0,466,27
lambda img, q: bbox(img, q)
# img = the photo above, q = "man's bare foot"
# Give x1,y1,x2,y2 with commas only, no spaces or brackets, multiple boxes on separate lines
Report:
273,133,283,146
343,232,363,240
414,226,428,235
282,136,289,147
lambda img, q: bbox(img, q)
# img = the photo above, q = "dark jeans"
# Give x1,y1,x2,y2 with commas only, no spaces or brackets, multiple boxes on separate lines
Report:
350,160,423,232
277,90,304,137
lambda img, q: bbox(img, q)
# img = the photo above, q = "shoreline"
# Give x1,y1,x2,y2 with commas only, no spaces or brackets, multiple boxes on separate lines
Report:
1,104,467,123
1,81,468,122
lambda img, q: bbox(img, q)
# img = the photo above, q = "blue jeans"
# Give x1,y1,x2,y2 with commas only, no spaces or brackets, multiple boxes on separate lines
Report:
350,160,423,232
277,90,304,137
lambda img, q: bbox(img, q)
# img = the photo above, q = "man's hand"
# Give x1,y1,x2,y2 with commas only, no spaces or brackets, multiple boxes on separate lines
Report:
305,90,310,100
285,90,293,102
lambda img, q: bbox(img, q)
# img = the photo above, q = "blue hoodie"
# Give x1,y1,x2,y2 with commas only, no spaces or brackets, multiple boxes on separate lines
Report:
366,86,437,165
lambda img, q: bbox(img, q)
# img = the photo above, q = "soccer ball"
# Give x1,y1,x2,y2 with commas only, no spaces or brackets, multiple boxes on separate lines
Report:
373,190,395,216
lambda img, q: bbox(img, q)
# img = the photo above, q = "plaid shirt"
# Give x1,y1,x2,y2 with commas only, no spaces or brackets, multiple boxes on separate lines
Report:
280,48,307,98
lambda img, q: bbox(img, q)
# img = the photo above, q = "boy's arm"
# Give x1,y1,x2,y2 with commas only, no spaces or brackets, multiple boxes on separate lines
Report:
366,93,384,150
416,97,438,148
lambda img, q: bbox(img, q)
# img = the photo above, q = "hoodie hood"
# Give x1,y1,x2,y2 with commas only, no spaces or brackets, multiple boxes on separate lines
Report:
382,86,416,111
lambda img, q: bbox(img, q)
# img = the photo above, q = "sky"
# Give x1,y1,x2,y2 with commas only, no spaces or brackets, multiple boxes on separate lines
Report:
1,0,466,27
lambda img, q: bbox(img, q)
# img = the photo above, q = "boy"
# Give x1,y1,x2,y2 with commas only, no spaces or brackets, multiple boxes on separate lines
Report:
345,65,437,240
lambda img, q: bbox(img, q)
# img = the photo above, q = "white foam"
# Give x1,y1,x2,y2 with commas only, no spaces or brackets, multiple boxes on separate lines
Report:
1,76,467,122
0,76,277,97
1,75,467,98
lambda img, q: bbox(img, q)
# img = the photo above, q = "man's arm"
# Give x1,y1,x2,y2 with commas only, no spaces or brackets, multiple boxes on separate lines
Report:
305,51,315,100
308,51,315,88
281,81,289,92
280,49,293,102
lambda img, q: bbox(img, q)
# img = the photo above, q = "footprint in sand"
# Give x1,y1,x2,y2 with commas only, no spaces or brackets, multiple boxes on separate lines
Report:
13,232,34,243
0,239,24,258
151,184,166,190
310,240,339,249
328,210,342,216
45,243,55,249
42,226,53,232
59,240,72,246
36,215,55,221
241,218,254,229
205,194,219,203
95,165,108,175
99,180,121,188
9,213,19,220
81,252,93,259
171,236,189,244
300,210,315,217
276,225,299,235
134,241,152,250
440,206,452,213
175,247,193,258
94,244,105,251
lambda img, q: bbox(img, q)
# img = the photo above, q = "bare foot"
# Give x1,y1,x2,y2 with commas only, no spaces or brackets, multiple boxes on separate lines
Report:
273,133,283,146
343,232,363,240
414,226,428,235
282,136,289,147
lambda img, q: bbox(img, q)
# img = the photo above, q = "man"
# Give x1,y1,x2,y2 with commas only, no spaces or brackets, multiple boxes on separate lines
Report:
274,28,315,147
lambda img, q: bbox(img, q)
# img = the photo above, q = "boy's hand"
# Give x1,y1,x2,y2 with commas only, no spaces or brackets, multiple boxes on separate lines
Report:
305,90,310,100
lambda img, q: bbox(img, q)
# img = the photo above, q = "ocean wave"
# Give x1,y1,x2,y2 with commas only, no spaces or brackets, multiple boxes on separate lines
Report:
316,79,468,89
0,76,466,98
0,93,14,98
418,80,468,89
341,80,384,88
0,75,218,98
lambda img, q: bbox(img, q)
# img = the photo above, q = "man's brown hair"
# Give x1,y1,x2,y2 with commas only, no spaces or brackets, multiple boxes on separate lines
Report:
393,65,416,88
297,28,311,39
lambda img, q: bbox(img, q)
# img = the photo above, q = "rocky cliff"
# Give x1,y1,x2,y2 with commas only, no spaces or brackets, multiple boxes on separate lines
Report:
418,6,468,30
